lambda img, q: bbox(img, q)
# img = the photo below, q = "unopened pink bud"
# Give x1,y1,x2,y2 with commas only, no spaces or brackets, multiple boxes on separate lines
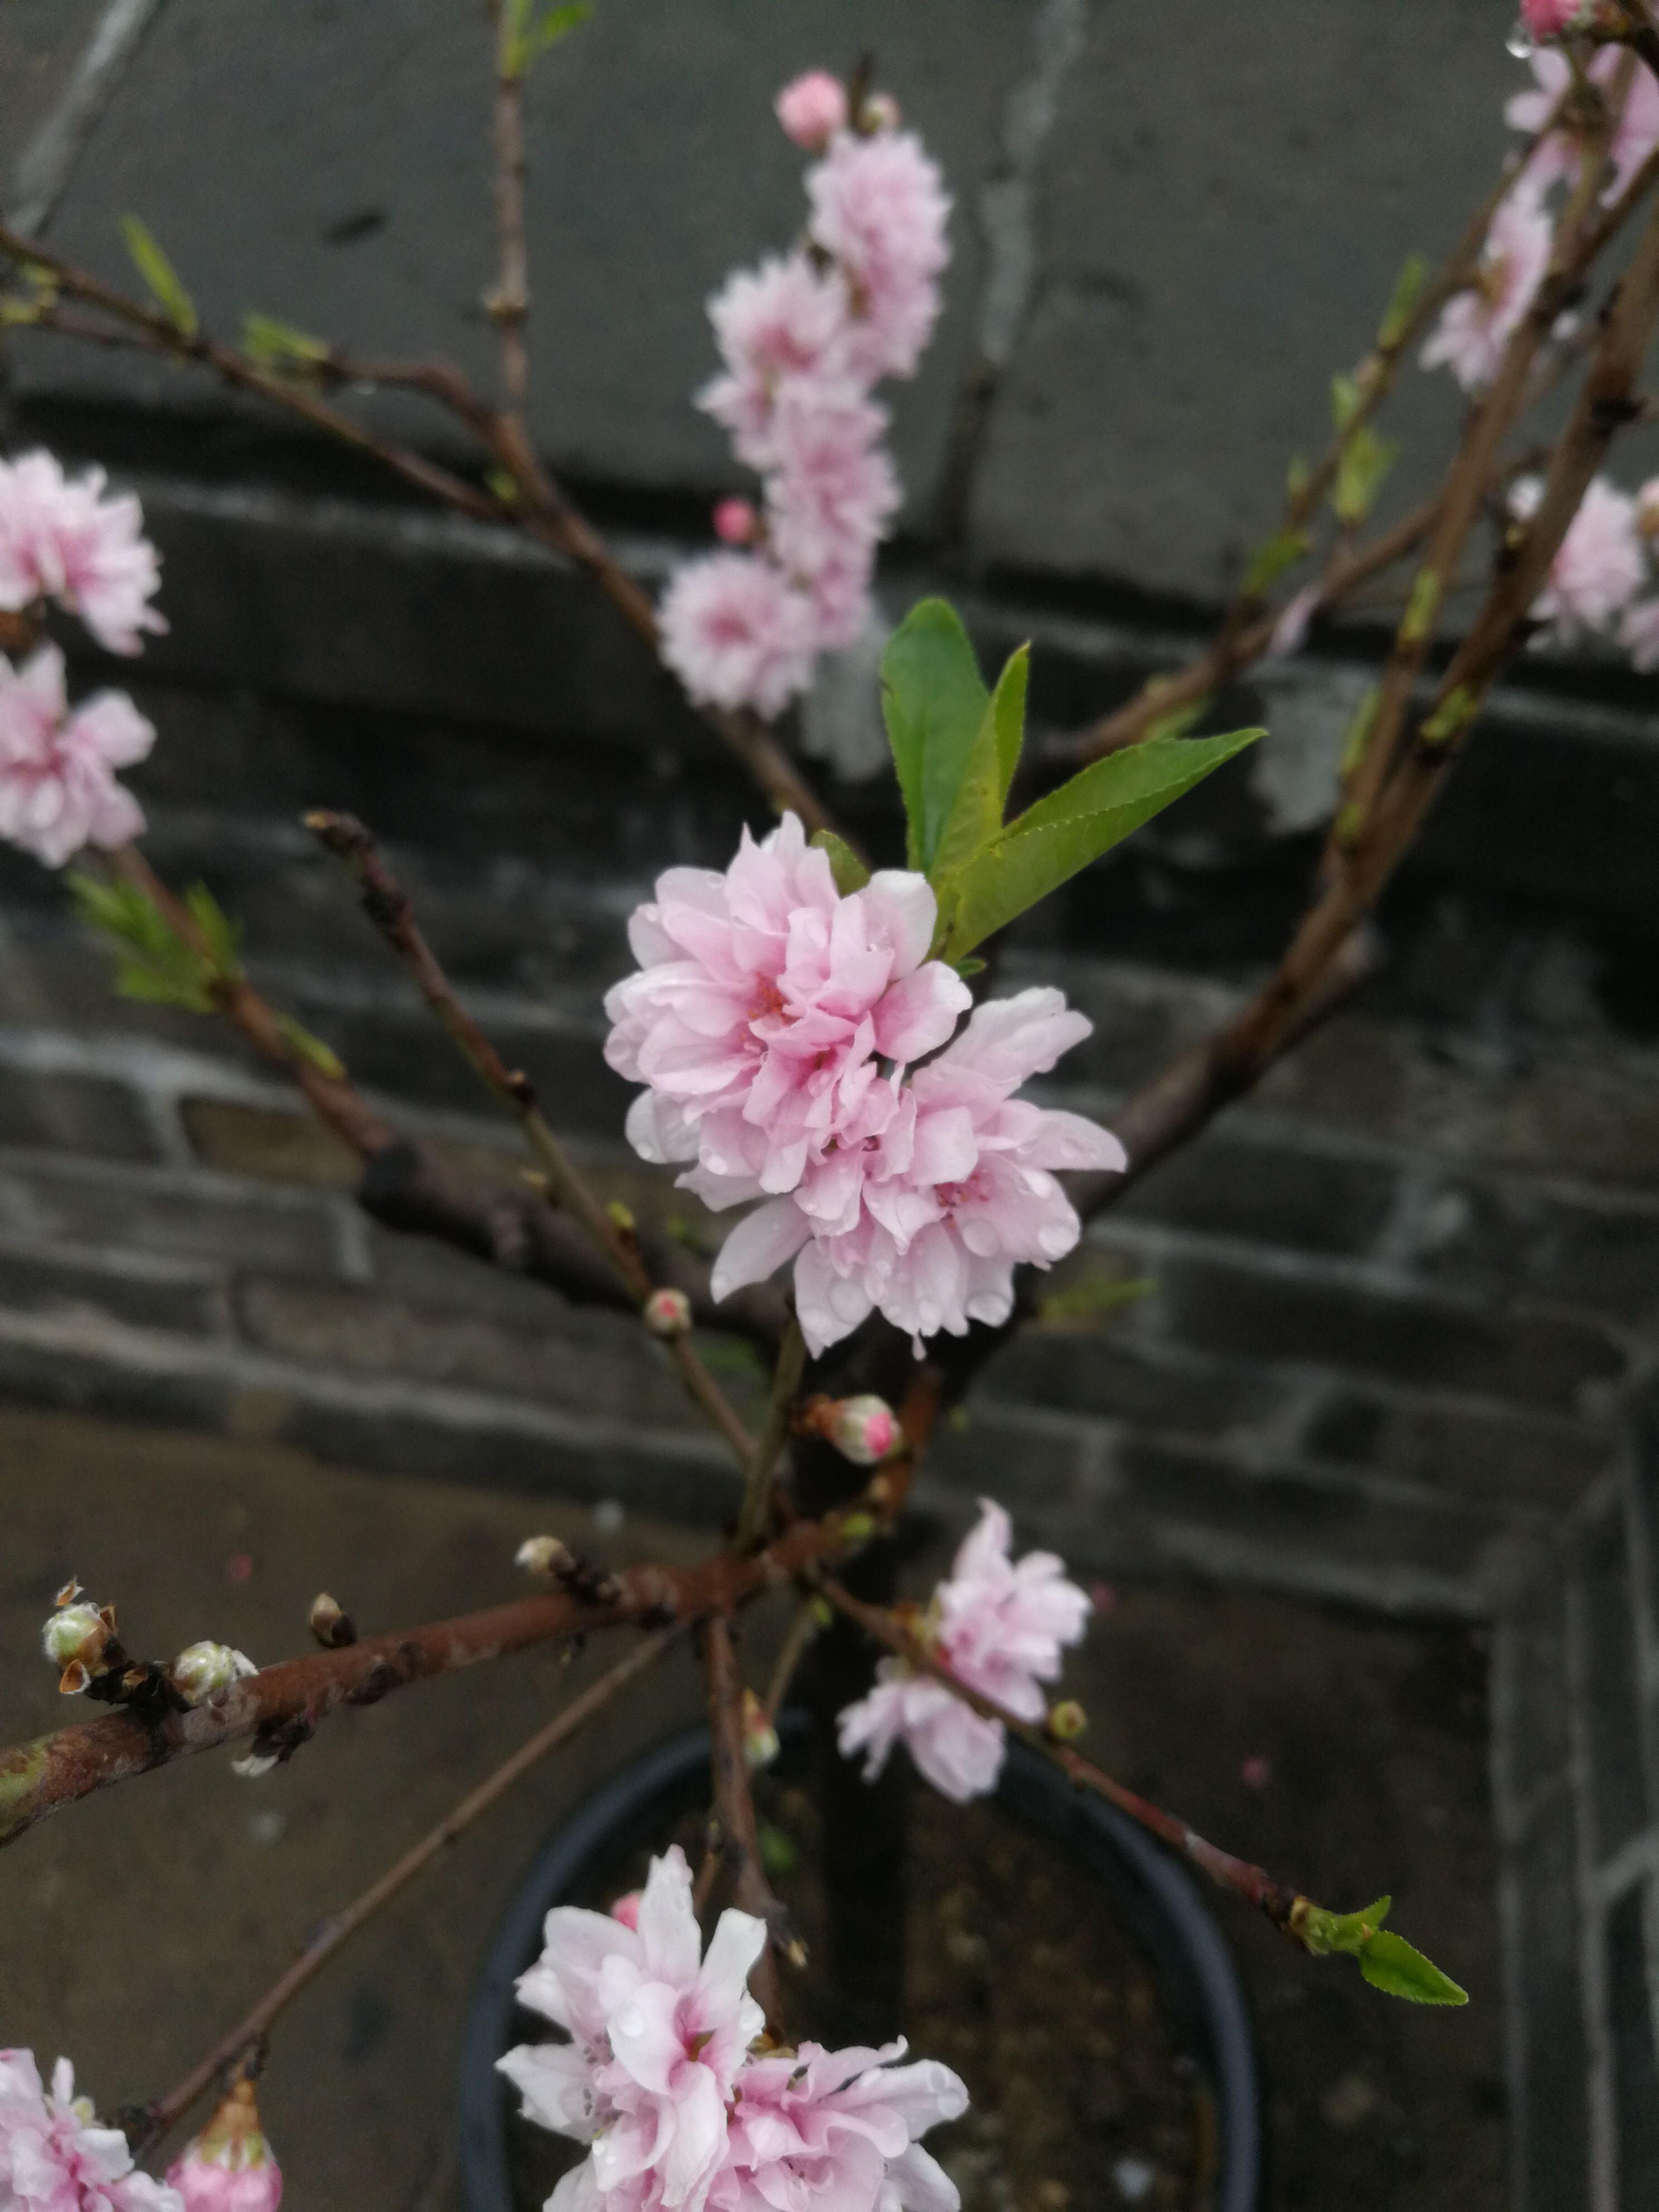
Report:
167,2082,283,2212
774,70,847,150
643,1287,693,1338
609,1890,642,1930
828,1395,899,1466
1521,0,1596,33
712,498,758,546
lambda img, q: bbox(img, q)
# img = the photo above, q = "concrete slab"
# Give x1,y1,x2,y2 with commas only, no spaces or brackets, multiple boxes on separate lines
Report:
0,0,111,190
17,0,1029,520
969,0,1520,600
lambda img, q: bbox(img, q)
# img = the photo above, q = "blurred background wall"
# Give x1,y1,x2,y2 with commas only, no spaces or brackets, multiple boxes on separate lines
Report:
2,5,1658,2207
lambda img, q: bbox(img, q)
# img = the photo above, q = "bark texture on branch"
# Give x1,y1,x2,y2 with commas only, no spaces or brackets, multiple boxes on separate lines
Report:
0,1496,900,1851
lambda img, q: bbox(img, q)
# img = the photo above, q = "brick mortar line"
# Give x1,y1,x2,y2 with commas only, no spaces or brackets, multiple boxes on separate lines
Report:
105,468,1659,765
0,1302,736,1473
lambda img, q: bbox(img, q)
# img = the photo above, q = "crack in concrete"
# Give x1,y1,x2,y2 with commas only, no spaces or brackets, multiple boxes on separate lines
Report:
8,0,167,236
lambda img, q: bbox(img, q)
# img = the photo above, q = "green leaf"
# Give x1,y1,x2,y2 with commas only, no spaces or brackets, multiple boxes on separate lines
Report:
1419,683,1479,748
501,0,590,77
1358,1930,1468,2006
1378,250,1430,350
1333,420,1398,527
1400,567,1440,644
927,644,1030,893
1038,1273,1154,1326
69,872,239,1015
183,882,242,979
938,728,1262,962
1303,1895,1393,1956
240,312,328,376
275,1013,346,1080
879,600,991,873
1339,686,1381,778
1241,528,1309,598
119,216,196,339
808,830,871,896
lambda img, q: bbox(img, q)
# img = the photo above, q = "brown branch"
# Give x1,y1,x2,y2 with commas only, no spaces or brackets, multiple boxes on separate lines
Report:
304,811,756,1466
701,1616,786,2030
0,225,844,841
734,1318,806,1550
130,1627,680,2157
0,1484,901,1853
104,844,784,1341
487,4,533,422
819,1579,1305,1938
1220,188,1659,1093
763,1598,823,1722
1055,98,1580,770
1050,497,1438,768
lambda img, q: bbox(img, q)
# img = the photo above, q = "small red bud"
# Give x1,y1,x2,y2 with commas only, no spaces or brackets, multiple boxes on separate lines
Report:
643,1287,693,1338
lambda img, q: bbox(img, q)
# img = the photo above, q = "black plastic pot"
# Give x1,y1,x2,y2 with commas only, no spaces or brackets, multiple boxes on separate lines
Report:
459,1721,1262,2212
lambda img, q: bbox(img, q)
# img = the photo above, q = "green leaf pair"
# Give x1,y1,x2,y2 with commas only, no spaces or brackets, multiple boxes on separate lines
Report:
241,312,329,378
877,600,1260,964
1298,1894,1468,2005
67,875,240,1014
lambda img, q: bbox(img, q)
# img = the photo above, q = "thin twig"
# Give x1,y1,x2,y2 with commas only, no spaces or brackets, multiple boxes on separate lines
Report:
701,1615,787,2029
0,1478,906,1853
103,844,785,1340
488,3,533,421
1059,93,1578,768
763,1598,823,1723
1050,494,1438,768
734,1319,806,1550
304,811,755,1467
819,1579,1307,1938
0,225,845,840
131,1627,680,2157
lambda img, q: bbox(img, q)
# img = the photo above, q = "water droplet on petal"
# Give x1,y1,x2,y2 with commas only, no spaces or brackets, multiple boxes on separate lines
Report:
1507,18,1537,57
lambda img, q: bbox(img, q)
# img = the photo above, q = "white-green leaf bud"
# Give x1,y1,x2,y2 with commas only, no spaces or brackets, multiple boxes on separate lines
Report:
170,1641,257,1705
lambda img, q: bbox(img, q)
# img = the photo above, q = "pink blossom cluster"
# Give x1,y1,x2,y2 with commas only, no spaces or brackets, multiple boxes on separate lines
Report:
1424,38,1659,396
0,452,166,657
1507,43,1659,201
1419,182,1553,393
498,1844,967,2212
1508,472,1652,648
605,816,1126,1357
0,2051,182,2212
838,1501,1092,1803
0,644,155,866
658,74,950,719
